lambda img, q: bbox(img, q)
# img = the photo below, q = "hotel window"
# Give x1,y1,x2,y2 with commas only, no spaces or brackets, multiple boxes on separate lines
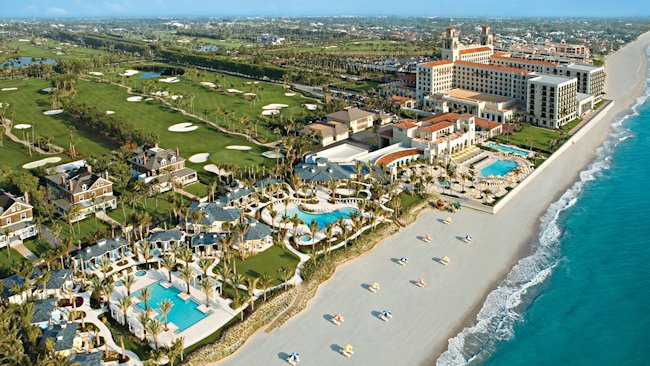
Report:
21,213,26,220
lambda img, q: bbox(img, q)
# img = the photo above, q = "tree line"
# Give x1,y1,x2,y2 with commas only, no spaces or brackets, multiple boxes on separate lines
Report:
62,100,159,147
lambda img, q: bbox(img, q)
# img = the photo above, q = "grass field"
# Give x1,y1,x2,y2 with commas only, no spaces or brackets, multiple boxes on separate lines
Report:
183,182,209,198
400,192,423,211
215,245,300,286
23,238,52,258
54,217,112,243
107,196,179,225
2,39,112,62
0,137,64,170
73,79,275,170
97,63,318,141
0,248,26,278
0,78,117,158
271,39,432,56
495,124,561,154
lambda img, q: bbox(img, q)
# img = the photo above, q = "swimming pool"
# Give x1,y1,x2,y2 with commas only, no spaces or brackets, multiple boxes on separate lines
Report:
484,142,530,157
284,207,359,230
134,282,208,333
138,71,162,79
480,160,518,177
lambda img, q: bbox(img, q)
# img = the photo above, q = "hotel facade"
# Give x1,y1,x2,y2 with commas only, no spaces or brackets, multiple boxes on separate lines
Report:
416,25,605,129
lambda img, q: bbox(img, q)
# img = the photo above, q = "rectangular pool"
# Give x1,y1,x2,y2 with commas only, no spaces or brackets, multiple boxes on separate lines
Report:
480,160,518,177
484,142,530,157
284,207,359,229
134,282,208,333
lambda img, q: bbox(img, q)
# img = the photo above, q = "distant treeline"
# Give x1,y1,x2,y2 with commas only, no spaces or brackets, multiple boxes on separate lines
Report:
63,100,158,146
159,48,286,80
176,31,225,40
50,31,153,56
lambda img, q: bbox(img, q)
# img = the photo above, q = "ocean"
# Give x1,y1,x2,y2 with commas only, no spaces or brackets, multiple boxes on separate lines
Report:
437,50,650,366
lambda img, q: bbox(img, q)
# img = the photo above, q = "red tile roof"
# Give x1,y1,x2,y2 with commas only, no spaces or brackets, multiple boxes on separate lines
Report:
419,60,453,67
390,95,415,103
419,121,455,133
375,149,422,167
459,46,493,55
455,61,530,74
475,118,503,130
378,129,394,138
421,113,461,124
394,119,418,130
491,55,559,67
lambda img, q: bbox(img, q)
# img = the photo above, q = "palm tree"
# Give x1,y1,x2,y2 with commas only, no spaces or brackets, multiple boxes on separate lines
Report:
324,223,335,255
166,337,185,366
146,318,164,350
179,266,193,295
122,274,135,297
268,209,278,227
50,222,62,247
139,287,152,311
179,246,193,266
161,256,176,283
137,312,149,339
524,136,534,152
117,296,132,326
98,259,112,280
139,241,152,269
230,292,246,321
159,299,173,331
198,258,212,276
39,269,51,300
66,204,82,237
190,210,203,234
309,220,318,253
278,267,291,290
245,277,259,311
199,277,213,308
258,273,273,301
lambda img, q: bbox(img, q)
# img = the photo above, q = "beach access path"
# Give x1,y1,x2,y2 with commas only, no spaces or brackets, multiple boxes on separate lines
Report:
213,32,650,366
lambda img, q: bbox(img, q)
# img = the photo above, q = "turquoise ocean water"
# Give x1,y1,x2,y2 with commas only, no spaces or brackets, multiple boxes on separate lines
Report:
437,50,650,366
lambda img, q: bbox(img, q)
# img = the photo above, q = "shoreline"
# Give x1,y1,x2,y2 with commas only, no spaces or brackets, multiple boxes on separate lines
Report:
215,32,650,366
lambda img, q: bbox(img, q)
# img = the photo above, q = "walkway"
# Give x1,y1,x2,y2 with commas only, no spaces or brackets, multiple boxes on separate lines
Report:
264,284,306,333
1,119,63,155
569,99,612,135
39,224,58,247
96,211,122,228
13,242,37,260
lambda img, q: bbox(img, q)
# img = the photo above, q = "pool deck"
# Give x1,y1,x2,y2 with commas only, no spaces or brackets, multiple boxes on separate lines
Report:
110,269,247,349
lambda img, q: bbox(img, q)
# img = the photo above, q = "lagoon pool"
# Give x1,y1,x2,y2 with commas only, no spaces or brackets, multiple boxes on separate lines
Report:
134,282,208,333
484,142,530,157
284,207,359,230
480,160,518,177
138,71,162,79
1,57,57,68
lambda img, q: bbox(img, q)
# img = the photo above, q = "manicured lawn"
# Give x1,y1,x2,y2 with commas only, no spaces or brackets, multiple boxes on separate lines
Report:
23,238,52,258
563,117,583,131
495,124,561,154
2,39,113,62
73,79,275,170
0,78,117,158
55,217,112,243
0,248,26,278
216,245,300,286
98,63,319,142
108,195,180,224
399,192,422,211
183,182,208,198
0,138,64,170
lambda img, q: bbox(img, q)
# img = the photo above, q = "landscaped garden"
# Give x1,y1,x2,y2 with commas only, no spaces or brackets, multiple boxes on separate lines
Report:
215,245,300,285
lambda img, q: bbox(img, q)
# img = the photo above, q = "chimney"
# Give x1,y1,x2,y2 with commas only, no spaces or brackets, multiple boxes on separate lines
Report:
143,155,147,165
154,142,159,148
61,175,65,185
86,165,92,173
175,147,180,156
68,180,74,191
104,171,109,180
23,192,29,205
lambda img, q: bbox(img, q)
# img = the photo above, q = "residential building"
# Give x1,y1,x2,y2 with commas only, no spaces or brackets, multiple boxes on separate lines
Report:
235,220,274,255
187,201,242,233
128,144,198,193
39,322,82,357
325,107,375,133
148,230,186,253
73,237,129,274
526,75,578,128
0,190,37,248
45,165,117,222
304,120,349,147
31,298,62,327
389,95,417,109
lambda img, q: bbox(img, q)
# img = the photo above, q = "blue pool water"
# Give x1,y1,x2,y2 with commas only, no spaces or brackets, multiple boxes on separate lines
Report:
114,280,123,287
134,282,208,333
437,53,650,366
480,160,518,176
484,142,530,156
138,71,162,79
284,207,359,229
135,271,146,277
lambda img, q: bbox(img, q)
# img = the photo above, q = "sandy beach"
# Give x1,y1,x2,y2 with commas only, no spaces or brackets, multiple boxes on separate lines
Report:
214,32,650,366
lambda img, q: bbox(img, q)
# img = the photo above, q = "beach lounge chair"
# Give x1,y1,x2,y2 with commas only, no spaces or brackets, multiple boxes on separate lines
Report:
416,278,426,287
440,256,450,265
369,282,380,292
443,217,453,225
423,234,432,243
341,344,354,357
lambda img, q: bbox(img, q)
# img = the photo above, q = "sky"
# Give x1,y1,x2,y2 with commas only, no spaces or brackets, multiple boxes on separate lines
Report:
3,0,650,18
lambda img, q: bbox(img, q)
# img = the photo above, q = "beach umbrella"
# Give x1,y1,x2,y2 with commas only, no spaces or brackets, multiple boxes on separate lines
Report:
400,257,408,264
382,310,392,319
343,344,354,353
370,282,380,291
334,313,343,322
288,353,300,363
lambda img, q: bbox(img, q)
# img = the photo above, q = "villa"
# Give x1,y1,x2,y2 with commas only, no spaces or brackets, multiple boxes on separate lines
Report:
128,144,198,193
148,229,186,253
39,322,82,357
190,232,223,256
187,201,242,233
72,351,103,366
45,165,117,222
304,120,350,147
73,237,129,274
389,95,417,109
325,107,376,133
30,298,62,327
235,220,274,255
0,190,37,248
294,157,368,182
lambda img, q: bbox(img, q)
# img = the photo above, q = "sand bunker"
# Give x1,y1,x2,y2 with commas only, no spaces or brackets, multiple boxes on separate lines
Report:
243,93,257,97
284,93,296,97
262,151,284,159
159,77,180,83
189,153,210,163
106,111,115,115
122,70,139,77
168,122,198,132
88,71,104,76
151,91,169,97
43,109,64,115
14,124,31,130
226,145,252,150
227,89,243,93
200,82,216,88
203,164,220,174
304,104,318,111
41,87,53,93
261,110,280,116
22,157,62,169
171,95,182,101
1,88,18,91
126,96,143,102
262,103,289,110
144,98,154,101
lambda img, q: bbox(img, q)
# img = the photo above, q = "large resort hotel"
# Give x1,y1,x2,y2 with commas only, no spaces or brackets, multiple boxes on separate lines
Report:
416,25,605,129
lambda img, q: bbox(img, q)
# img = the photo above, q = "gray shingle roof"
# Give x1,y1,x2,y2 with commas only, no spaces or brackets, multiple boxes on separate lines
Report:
40,322,79,351
75,237,127,262
45,167,109,194
129,145,185,171
294,159,354,182
31,298,58,324
326,107,374,123
190,232,222,247
254,178,281,189
74,351,103,366
0,190,30,215
243,221,273,241
36,269,72,291
148,230,184,242
217,188,253,205
189,202,241,224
